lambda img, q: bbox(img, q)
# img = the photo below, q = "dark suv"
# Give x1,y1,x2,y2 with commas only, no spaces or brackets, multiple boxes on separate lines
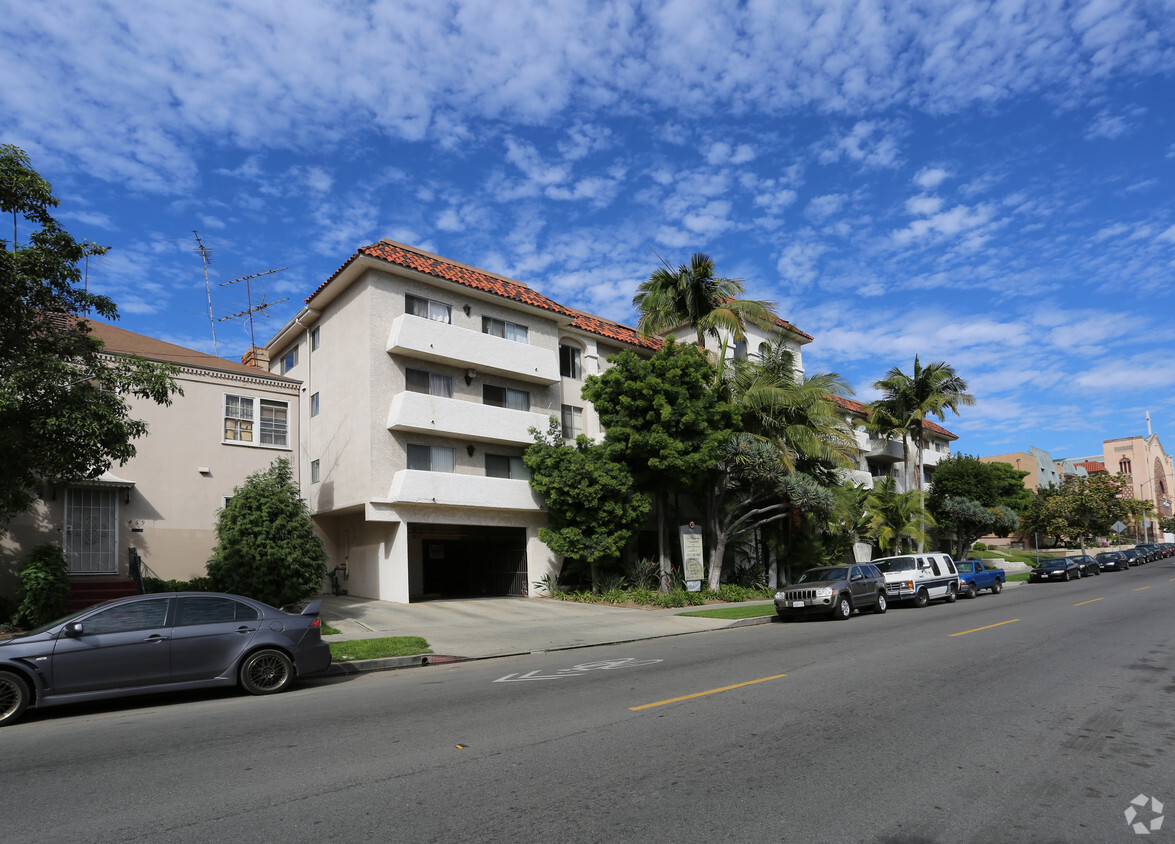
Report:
774,564,888,621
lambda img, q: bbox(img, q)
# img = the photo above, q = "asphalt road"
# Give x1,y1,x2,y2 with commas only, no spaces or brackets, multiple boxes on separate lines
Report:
3,562,1174,843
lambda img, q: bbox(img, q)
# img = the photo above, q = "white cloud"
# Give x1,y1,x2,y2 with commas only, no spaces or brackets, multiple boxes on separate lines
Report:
816,121,902,169
914,167,951,190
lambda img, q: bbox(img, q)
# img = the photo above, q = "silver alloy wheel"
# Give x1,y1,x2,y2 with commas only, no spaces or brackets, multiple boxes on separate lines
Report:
240,650,294,695
0,671,30,727
832,596,852,620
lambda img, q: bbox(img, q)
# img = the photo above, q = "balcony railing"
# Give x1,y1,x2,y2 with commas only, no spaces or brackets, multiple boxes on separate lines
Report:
386,315,560,384
387,469,543,511
387,392,553,446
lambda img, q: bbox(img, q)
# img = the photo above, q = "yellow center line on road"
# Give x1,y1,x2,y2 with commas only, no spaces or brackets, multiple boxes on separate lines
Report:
1135,586,1151,591
1075,598,1103,606
629,674,787,711
949,619,1019,637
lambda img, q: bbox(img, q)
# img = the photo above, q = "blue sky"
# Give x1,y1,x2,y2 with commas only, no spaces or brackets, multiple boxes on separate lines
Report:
4,0,1174,463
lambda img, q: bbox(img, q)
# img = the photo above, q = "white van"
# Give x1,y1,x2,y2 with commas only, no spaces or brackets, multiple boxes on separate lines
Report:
872,553,960,607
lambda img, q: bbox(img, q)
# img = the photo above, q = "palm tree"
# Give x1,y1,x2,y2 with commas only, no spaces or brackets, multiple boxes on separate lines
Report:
867,355,975,494
633,252,778,354
864,477,935,554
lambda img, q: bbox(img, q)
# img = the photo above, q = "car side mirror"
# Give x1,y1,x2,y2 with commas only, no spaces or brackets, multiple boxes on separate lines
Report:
63,622,84,638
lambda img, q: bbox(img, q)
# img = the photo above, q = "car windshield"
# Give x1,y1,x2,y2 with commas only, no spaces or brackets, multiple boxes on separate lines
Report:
874,558,916,573
796,568,849,583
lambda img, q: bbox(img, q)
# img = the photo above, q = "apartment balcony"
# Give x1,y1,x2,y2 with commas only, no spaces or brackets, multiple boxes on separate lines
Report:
387,392,553,446
387,470,543,511
386,314,560,385
864,438,905,464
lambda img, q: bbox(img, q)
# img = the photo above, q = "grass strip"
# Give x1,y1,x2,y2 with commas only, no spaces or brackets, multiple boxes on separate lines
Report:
329,636,432,661
677,604,777,620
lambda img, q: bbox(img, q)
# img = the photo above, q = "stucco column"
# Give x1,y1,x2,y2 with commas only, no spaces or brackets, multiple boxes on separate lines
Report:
378,521,411,604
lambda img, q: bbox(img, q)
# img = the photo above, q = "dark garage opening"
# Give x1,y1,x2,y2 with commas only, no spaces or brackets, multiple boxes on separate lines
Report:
415,524,528,598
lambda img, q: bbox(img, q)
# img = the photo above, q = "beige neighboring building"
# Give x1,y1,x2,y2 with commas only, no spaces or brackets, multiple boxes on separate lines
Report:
979,446,1064,492
1094,434,1174,525
1,323,300,602
264,239,817,604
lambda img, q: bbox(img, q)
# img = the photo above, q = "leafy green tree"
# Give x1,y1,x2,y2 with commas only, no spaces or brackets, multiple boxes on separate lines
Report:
524,420,650,592
14,544,70,627
632,252,777,354
0,144,180,524
1020,474,1130,549
867,356,975,494
1161,516,1175,535
927,455,1027,554
582,338,736,589
207,458,328,607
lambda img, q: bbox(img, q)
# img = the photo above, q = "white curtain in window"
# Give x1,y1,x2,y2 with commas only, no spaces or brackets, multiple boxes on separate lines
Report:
431,446,456,473
506,389,529,411
430,373,453,398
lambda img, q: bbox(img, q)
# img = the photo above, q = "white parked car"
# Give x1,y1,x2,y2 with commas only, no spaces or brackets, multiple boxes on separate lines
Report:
872,553,960,607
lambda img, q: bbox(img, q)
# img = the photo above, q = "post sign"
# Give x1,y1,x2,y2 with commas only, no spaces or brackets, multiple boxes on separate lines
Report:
679,523,704,591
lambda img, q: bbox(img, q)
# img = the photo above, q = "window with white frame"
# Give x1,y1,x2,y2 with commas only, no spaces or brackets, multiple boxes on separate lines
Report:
281,346,297,374
560,344,582,379
310,392,320,417
406,368,454,398
224,394,289,447
311,460,320,483
406,293,451,324
482,316,528,343
310,326,320,351
406,444,456,472
486,454,529,480
561,404,583,439
483,384,530,411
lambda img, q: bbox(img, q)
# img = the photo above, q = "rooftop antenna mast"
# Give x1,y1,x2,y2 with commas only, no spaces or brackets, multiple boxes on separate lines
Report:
192,230,218,356
219,267,289,351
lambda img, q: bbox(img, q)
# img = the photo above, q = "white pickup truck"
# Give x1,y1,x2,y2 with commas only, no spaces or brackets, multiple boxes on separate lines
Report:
872,552,960,607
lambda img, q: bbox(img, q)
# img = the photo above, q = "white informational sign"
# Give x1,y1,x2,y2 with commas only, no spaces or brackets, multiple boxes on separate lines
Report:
680,523,704,592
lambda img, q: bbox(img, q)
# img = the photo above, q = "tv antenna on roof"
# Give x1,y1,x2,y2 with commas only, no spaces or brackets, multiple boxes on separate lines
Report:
219,267,289,352
192,230,218,356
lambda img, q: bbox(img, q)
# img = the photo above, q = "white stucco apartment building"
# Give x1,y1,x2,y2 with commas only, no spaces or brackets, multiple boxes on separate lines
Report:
263,240,817,604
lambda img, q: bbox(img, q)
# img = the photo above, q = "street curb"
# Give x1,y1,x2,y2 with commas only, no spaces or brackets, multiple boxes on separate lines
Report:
323,616,771,677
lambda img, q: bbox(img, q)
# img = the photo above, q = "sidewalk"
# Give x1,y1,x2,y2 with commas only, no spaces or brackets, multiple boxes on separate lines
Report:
317,594,774,672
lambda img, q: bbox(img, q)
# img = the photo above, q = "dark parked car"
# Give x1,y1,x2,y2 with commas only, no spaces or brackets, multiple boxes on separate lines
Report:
774,564,887,620
0,592,331,727
1095,551,1130,572
1120,548,1145,567
1069,555,1101,576
1029,557,1082,582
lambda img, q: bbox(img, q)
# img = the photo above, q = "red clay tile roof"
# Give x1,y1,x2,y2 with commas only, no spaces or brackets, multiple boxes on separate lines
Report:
834,396,958,440
1076,460,1107,473
309,240,576,318
308,239,807,353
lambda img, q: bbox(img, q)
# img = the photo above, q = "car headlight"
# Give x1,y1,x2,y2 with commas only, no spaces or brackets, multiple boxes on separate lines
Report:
814,587,834,597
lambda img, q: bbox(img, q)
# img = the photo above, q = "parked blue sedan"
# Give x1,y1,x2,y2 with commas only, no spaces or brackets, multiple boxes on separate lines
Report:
0,593,331,727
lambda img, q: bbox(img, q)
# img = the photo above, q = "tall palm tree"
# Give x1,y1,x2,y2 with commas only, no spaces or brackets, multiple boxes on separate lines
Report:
867,355,975,494
633,252,778,353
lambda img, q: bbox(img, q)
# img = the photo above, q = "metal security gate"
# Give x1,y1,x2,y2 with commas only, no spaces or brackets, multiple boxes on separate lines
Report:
416,525,528,597
64,487,119,574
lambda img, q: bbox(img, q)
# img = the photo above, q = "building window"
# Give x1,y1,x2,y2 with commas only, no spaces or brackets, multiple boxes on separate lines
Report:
757,342,771,359
406,368,454,398
406,293,451,324
224,395,288,447
407,444,456,472
486,454,530,480
561,404,583,439
310,326,320,351
281,346,297,374
1119,458,1132,475
310,392,320,417
482,316,528,343
560,344,582,379
483,384,530,411
733,339,747,359
311,460,320,483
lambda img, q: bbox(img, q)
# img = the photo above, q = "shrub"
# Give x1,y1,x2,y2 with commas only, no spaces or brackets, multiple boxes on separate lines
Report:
626,559,660,591
627,587,657,605
142,576,169,594
602,587,628,604
15,544,70,628
972,542,987,551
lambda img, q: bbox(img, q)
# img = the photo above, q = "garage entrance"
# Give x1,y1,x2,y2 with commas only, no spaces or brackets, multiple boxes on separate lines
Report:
413,524,528,598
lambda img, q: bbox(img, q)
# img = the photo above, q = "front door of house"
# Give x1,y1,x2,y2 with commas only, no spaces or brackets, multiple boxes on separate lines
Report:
64,487,119,574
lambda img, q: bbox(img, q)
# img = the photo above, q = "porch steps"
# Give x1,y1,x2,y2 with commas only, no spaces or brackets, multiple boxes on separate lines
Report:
68,579,139,612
